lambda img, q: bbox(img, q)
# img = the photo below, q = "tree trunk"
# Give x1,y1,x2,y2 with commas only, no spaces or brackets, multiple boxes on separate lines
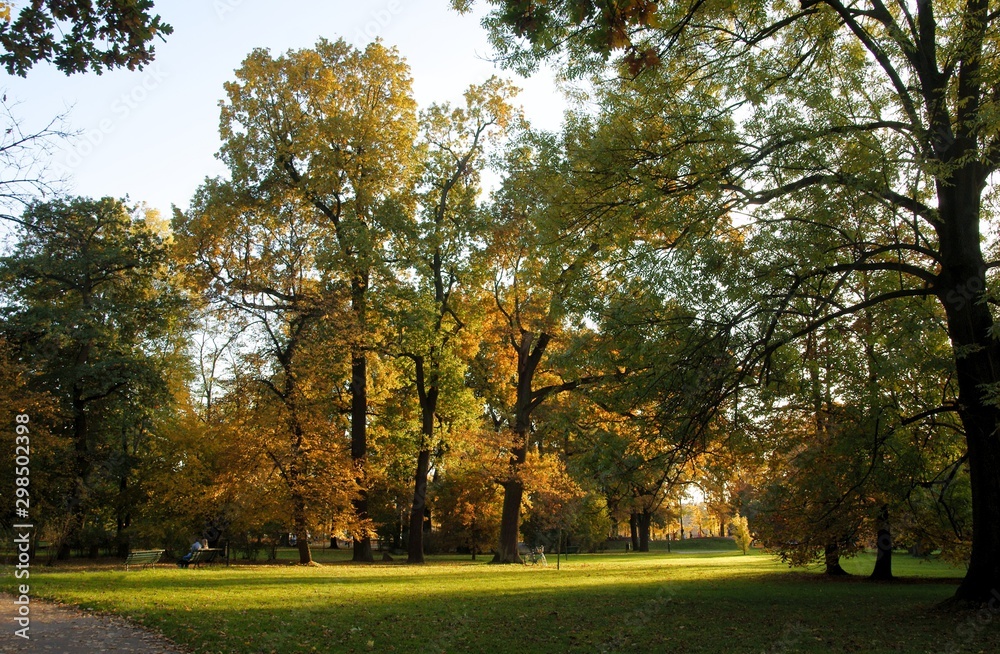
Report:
935,167,1000,602
59,391,91,560
350,277,374,563
116,512,131,559
407,355,438,564
492,440,526,564
629,513,639,551
637,509,651,552
293,494,312,565
407,447,432,564
870,505,893,581
116,460,131,559
824,542,849,576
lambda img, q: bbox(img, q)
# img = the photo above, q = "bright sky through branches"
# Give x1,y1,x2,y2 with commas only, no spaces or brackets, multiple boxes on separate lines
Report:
2,0,565,218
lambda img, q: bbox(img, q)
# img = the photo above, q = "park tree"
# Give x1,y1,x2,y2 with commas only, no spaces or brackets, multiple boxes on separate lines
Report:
462,0,1000,603
732,513,752,555
471,128,618,563
213,38,418,562
388,76,521,563
0,196,189,558
174,176,363,564
0,0,171,76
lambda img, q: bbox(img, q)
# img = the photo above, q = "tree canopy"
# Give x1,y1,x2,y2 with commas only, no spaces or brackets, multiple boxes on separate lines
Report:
0,0,171,76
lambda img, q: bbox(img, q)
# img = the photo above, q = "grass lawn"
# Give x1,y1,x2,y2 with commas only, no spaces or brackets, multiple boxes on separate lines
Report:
4,548,999,654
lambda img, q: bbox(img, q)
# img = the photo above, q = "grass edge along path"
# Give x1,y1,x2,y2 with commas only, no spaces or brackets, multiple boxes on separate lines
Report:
4,550,999,654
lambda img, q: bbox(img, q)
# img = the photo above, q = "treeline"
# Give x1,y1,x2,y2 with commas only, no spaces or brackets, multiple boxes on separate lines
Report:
0,33,975,590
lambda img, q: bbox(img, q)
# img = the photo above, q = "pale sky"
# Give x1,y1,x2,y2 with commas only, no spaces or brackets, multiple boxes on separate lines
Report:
3,0,566,219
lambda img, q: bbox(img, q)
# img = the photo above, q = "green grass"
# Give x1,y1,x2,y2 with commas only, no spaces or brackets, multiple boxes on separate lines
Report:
4,549,997,654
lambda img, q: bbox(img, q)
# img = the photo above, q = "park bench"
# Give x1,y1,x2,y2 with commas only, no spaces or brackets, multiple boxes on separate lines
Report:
124,549,164,571
186,547,226,568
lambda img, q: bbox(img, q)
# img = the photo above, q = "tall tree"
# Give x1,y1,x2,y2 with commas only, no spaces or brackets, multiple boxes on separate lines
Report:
0,196,188,558
174,178,356,565
472,130,614,563
389,77,521,563
216,38,418,562
465,0,1000,603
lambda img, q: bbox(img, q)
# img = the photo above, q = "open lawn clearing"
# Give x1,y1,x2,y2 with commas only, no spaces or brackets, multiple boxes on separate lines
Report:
4,551,997,654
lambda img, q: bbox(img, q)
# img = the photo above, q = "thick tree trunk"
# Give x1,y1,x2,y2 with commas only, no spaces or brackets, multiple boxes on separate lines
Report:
629,513,639,551
936,170,1000,602
824,542,849,576
492,438,527,564
493,478,526,563
637,510,651,552
870,505,893,581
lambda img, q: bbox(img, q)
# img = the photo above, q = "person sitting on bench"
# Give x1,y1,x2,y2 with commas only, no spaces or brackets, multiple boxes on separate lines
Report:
177,537,202,568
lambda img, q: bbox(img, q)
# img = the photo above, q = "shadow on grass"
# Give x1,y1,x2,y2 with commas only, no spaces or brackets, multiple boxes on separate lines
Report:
15,553,998,654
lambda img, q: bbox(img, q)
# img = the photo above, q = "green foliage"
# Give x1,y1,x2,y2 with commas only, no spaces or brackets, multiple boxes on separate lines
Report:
0,196,191,552
0,0,172,76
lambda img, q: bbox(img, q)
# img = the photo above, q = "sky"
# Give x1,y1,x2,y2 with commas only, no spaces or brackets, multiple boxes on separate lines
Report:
3,0,567,220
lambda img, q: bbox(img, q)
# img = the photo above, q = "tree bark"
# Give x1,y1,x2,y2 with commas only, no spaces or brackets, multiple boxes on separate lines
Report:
870,505,893,581
824,542,849,576
350,277,374,563
350,351,373,562
492,435,527,564
637,509,651,552
935,160,1000,601
291,490,313,565
407,354,439,564
407,447,432,564
629,513,639,551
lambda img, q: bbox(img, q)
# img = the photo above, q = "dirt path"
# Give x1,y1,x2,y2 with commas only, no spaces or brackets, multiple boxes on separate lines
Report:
0,593,187,653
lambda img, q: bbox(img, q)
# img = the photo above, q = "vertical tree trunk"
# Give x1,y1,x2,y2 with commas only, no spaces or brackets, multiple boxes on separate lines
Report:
351,351,373,562
60,392,90,560
492,436,527,564
936,169,1000,602
870,505,893,581
407,447,432,564
637,510,651,552
293,493,312,565
350,276,374,563
629,513,639,551
824,542,849,576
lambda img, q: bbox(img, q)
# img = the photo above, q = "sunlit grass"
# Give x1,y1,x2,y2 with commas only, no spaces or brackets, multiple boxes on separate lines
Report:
4,549,996,653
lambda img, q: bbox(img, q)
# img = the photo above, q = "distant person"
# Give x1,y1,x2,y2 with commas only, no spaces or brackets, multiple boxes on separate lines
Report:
177,537,202,568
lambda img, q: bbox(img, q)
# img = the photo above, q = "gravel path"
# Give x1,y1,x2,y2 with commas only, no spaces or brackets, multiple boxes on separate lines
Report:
0,593,188,653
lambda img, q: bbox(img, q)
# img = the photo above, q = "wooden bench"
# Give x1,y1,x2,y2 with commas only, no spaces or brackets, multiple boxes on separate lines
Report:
124,549,164,571
186,548,225,568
